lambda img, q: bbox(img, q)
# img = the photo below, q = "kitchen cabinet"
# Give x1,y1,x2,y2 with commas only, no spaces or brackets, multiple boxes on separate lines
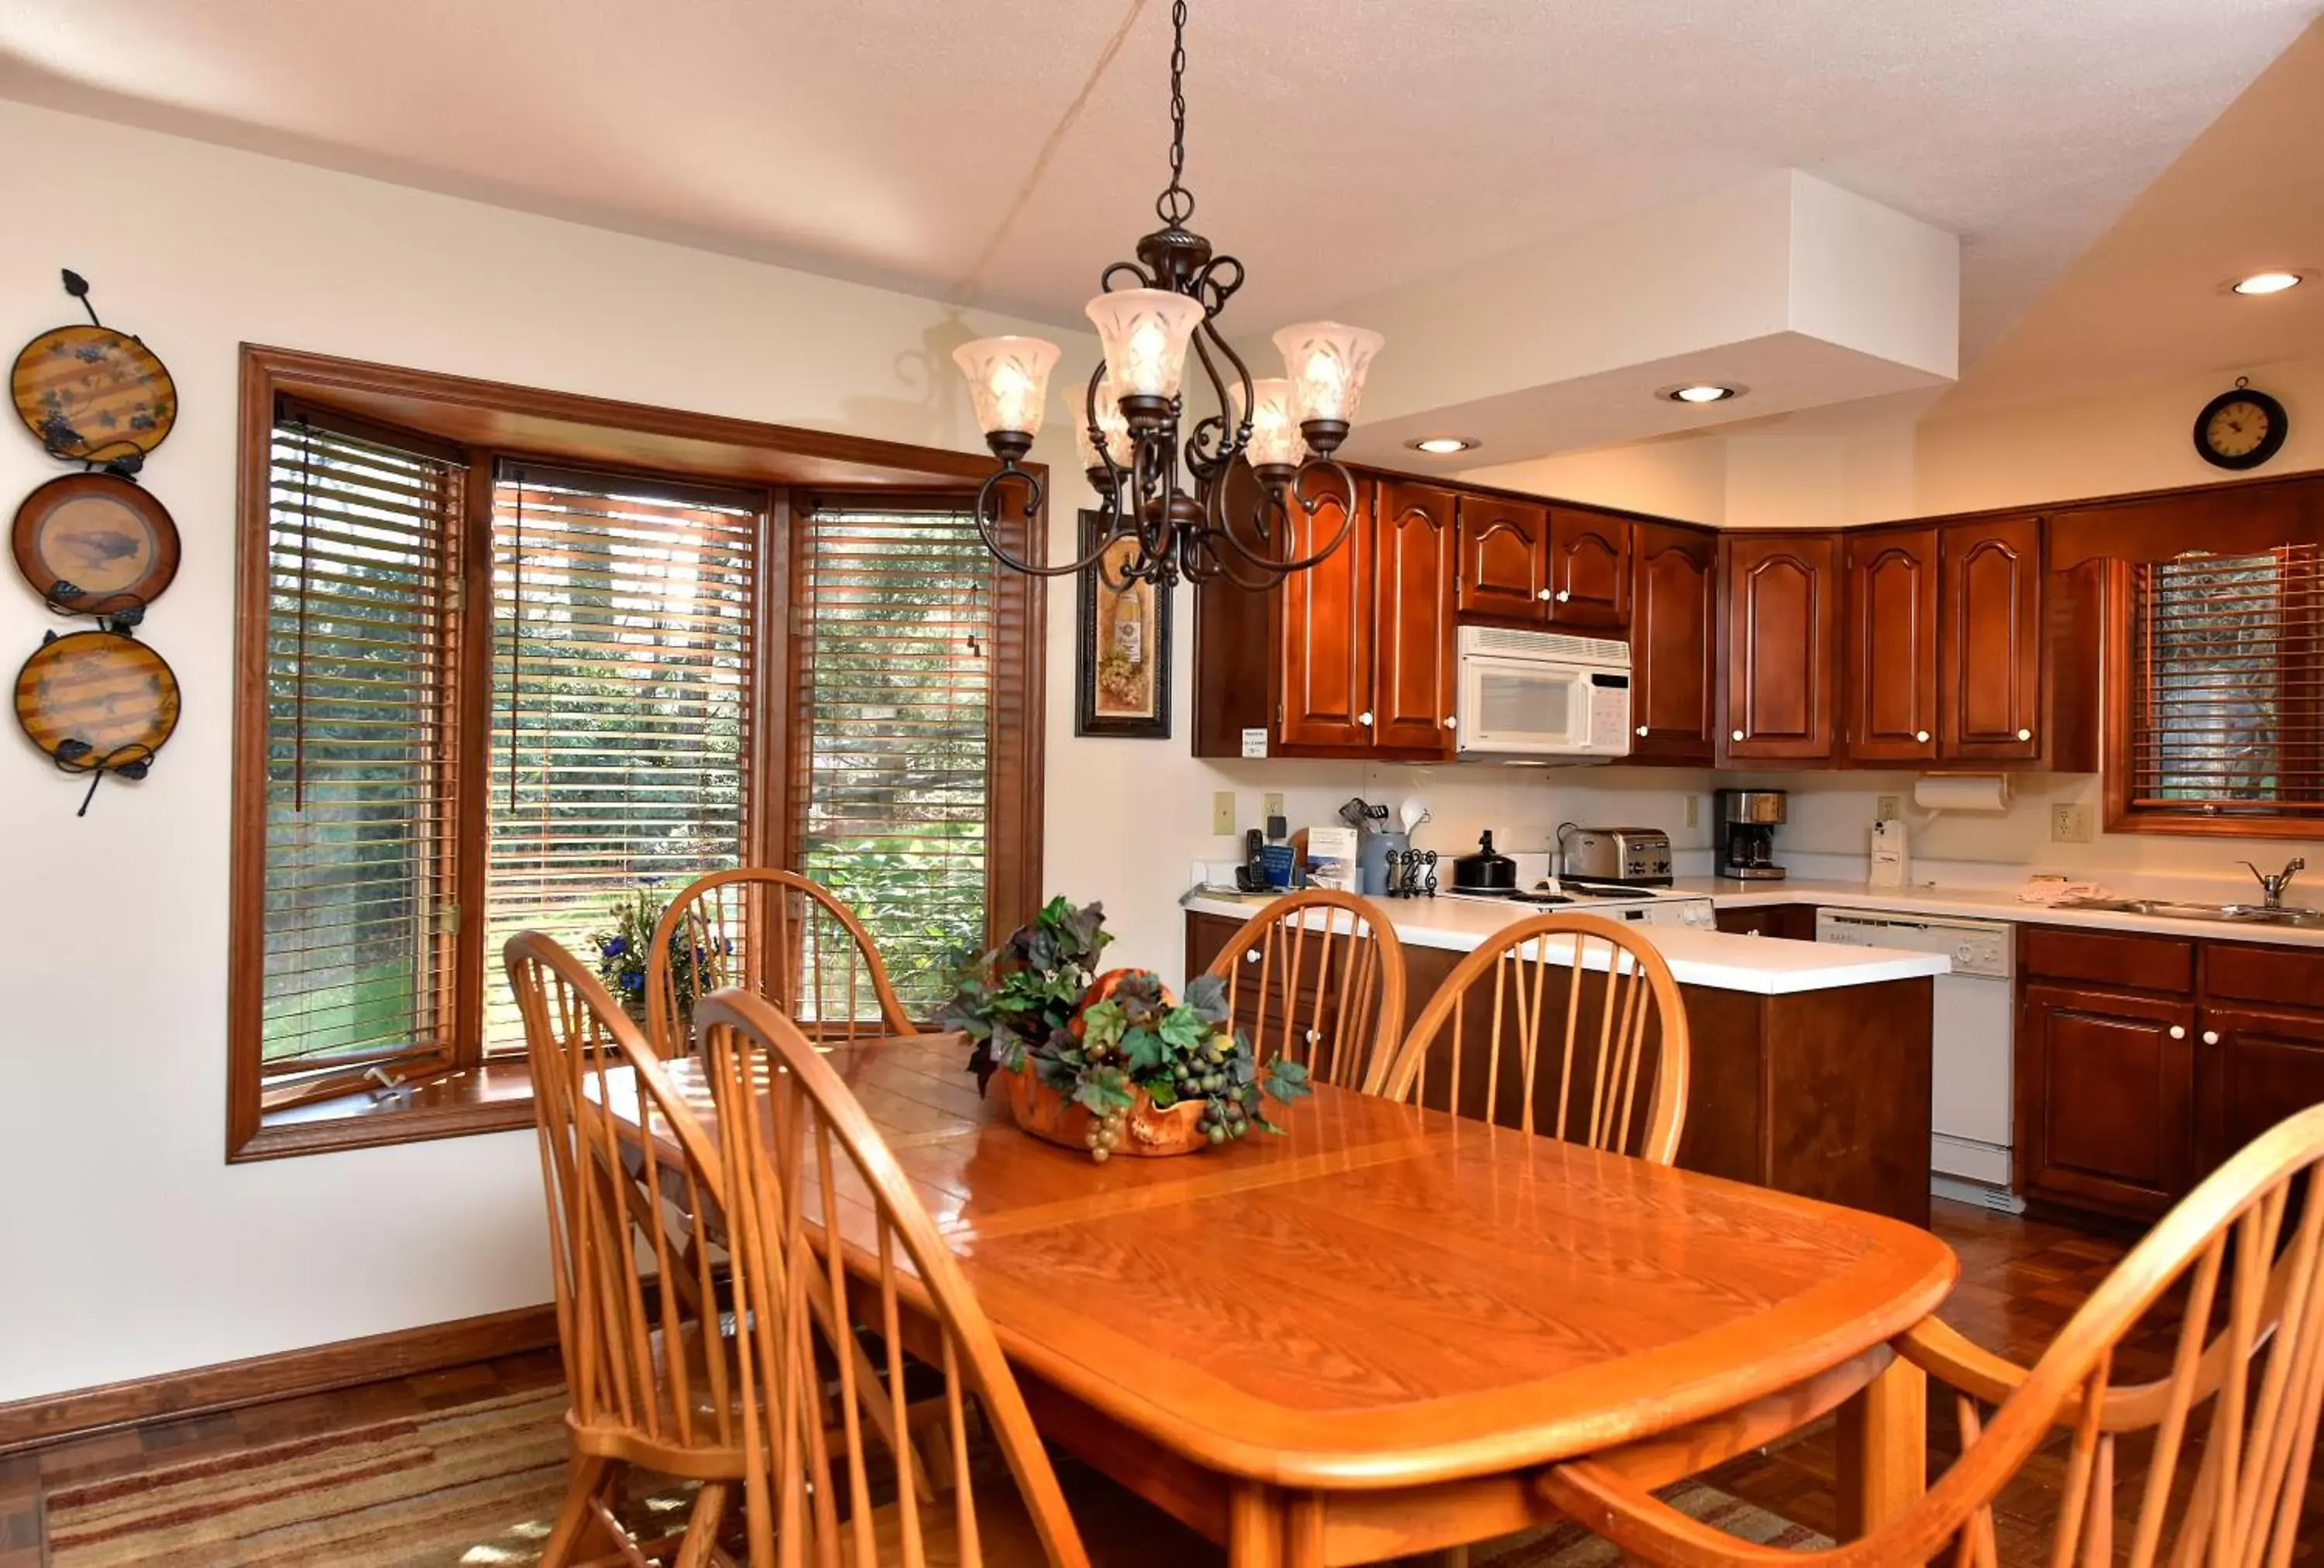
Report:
1719,532,1839,762
1939,514,2044,761
2016,981,2198,1221
1277,476,1373,749
1370,480,1458,755
2203,1006,2324,1170
1455,494,1549,621
1546,507,1631,628
1844,527,1939,764
1713,903,1819,941
1628,521,1717,763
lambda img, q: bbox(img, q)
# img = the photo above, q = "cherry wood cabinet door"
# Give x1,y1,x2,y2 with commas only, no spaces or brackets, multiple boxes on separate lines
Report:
1455,494,1549,622
2016,982,2197,1222
1940,514,2044,761
1719,532,1838,762
1844,527,1940,764
1371,480,1458,756
2200,1005,2324,1174
1278,478,1374,750
1546,507,1632,629
1628,521,1717,762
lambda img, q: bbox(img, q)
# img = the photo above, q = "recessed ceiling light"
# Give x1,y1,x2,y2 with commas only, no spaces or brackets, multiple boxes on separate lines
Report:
1405,436,1480,455
1658,383,1745,404
2230,270,2306,296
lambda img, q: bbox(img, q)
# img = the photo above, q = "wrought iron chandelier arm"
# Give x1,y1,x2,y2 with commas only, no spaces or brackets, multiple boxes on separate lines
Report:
1202,457,1360,576
969,462,1122,579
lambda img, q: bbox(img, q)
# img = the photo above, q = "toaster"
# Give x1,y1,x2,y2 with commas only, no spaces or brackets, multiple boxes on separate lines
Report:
1558,827,1674,885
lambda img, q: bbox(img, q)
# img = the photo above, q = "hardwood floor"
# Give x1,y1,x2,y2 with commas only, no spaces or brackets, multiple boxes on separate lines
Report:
2,1200,2310,1565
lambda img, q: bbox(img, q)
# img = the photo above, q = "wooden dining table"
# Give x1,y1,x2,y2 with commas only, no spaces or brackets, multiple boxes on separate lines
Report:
615,1030,1958,1566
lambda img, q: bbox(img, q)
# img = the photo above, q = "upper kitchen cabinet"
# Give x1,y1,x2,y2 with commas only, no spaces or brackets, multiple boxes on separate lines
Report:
1455,494,1549,621
1546,507,1632,628
1844,526,1940,765
1628,521,1717,763
1371,480,1459,756
1276,476,1374,750
1938,514,2044,762
1720,532,1839,763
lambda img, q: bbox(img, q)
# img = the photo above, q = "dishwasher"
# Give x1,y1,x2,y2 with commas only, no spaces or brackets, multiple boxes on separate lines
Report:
1814,909,2025,1214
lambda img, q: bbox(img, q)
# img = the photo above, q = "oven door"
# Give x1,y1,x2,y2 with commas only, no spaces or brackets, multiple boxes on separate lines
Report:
1457,654,1600,755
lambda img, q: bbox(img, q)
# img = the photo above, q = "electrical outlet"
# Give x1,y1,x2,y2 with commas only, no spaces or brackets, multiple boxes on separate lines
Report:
1683,795,1699,829
2051,803,2095,844
1211,792,1236,835
1262,791,1284,822
1875,794,1901,820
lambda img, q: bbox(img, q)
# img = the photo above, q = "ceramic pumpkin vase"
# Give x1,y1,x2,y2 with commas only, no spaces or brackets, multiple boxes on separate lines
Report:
1002,967,1210,1157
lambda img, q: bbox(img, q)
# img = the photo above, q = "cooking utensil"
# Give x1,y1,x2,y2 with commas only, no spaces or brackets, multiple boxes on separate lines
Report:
1452,830,1518,894
1399,796,1429,837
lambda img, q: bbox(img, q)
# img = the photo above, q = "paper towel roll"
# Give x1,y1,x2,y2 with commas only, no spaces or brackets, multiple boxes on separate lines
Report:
1913,774,2013,813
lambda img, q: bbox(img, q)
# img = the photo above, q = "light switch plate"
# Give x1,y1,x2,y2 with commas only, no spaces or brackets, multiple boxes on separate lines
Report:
1875,794,1901,820
2051,803,2095,844
1262,791,1284,822
1212,792,1236,835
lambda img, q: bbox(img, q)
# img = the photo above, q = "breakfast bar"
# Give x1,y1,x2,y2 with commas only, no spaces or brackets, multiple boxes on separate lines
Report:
1185,891,1951,1226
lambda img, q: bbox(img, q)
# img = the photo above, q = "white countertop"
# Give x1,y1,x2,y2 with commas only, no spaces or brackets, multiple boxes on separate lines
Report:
1182,892,1949,997
1679,877,2324,947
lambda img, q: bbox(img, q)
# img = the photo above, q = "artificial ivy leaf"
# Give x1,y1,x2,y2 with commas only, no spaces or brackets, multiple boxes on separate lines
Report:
1183,972,1230,1024
1080,999,1127,1053
1121,1025,1165,1074
1157,1006,1207,1051
1263,1056,1315,1103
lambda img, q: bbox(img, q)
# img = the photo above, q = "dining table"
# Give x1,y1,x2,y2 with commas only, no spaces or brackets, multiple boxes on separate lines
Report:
612,1030,1959,1567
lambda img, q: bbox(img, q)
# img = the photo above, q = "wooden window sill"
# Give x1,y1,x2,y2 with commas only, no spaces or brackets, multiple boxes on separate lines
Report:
230,1062,535,1163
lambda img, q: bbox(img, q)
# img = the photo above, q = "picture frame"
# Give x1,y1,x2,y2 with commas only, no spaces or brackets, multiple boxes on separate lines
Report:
1074,509,1172,738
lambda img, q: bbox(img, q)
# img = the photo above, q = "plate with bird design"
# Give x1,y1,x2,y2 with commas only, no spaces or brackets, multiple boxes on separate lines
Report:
12,473,180,614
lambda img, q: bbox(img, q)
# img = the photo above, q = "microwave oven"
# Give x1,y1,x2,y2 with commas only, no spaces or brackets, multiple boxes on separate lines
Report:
1454,625,1633,760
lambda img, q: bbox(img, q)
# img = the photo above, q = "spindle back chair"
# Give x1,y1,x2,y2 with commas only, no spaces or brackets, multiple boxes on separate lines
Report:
1202,889,1408,1092
648,868,916,1055
693,987,1094,1566
1378,913,1690,1164
504,930,744,1567
1543,1102,2324,1566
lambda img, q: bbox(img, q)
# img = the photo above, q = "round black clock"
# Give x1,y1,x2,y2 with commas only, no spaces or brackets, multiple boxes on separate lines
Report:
2194,380,2288,470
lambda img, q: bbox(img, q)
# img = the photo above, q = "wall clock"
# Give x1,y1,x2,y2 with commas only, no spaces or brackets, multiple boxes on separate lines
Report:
2194,379,2288,471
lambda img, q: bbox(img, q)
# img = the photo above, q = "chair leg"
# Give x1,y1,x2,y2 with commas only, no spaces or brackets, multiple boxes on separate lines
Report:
672,1482,729,1568
542,1455,616,1568
915,1409,957,1494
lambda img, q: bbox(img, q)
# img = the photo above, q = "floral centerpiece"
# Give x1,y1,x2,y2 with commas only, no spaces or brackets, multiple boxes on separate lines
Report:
590,889,706,1027
937,898,1312,1161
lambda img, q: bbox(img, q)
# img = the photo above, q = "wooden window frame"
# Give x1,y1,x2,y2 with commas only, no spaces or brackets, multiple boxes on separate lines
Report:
229,346,1043,1161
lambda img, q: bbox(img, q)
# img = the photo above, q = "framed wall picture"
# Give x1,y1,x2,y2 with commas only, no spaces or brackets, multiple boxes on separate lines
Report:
1074,509,1171,738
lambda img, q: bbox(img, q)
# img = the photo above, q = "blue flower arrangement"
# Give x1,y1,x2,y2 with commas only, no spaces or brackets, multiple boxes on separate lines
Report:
590,889,703,1026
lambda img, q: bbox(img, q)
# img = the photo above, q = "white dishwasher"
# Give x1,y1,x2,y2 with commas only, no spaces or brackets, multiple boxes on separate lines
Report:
1814,909,2025,1214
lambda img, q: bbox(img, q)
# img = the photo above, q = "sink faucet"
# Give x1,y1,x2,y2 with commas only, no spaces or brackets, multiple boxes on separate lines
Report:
2240,858,2307,909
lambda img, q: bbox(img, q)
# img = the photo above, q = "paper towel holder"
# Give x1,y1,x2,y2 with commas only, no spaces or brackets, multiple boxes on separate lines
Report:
1912,772,2014,821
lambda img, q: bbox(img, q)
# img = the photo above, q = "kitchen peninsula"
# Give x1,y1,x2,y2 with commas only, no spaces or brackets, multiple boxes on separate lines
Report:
1184,891,1951,1226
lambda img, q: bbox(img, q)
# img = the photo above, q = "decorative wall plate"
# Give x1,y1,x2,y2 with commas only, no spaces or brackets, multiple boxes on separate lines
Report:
12,473,180,614
14,629,180,774
10,323,177,465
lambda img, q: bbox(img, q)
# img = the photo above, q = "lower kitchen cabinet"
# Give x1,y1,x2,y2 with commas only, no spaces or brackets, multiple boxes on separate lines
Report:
2202,1005,2324,1171
2016,982,2197,1221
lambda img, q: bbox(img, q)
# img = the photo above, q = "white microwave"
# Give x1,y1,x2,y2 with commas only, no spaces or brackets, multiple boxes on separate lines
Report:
1454,626,1633,760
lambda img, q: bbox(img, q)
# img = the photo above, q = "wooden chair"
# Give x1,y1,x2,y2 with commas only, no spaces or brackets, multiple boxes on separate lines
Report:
1377,913,1690,1164
505,930,746,1568
1540,1102,2324,1566
1202,889,1408,1092
693,987,1215,1566
648,868,916,1055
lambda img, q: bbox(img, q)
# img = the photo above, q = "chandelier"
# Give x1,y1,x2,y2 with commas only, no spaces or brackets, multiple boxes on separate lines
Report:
951,0,1384,590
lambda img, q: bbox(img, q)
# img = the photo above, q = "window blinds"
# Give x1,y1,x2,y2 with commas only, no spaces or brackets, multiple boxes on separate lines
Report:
2129,545,2324,817
261,416,464,1078
482,464,760,1052
792,502,998,1015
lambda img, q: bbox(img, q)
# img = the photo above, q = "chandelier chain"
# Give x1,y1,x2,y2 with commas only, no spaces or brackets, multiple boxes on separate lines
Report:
1157,0,1194,226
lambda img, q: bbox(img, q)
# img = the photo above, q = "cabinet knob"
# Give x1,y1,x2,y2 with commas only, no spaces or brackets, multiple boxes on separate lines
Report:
1444,715,1458,730
1243,949,1262,965
1358,710,1373,727
2168,1024,2187,1040
2017,728,2033,741
1305,1027,1321,1044
1731,729,1745,742
1556,589,1571,603
1636,724,1649,738
1536,587,1553,601
2202,1030,2220,1046
1915,730,1930,743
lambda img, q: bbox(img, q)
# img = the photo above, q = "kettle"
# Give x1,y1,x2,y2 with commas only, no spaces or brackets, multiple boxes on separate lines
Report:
1452,830,1517,894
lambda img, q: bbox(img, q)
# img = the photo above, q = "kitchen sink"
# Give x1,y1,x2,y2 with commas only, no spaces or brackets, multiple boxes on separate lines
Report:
2052,896,2324,927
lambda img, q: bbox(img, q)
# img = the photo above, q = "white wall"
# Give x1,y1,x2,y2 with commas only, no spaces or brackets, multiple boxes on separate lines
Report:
0,98,1144,1404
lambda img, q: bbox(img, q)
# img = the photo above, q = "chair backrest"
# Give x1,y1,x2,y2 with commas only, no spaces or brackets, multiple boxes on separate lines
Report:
1377,913,1690,1164
503,931,741,1471
693,988,1092,1568
1204,889,1408,1092
648,867,916,1054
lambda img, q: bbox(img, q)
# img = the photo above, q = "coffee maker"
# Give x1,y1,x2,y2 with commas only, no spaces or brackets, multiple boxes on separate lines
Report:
1714,789,1789,880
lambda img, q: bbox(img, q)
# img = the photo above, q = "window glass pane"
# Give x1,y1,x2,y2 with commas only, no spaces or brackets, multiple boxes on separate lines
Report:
796,505,995,1016
483,467,758,1050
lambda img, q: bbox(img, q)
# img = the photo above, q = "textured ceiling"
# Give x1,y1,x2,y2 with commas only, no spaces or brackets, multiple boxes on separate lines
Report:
0,0,2312,372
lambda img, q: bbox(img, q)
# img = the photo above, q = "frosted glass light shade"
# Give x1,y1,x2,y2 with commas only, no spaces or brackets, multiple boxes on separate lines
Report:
1073,374,1136,470
1274,321,1385,425
1084,288,1207,401
952,335,1061,438
1235,377,1305,469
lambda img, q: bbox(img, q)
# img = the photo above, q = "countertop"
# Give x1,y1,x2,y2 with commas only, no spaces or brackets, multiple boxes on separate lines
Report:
1678,877,2324,947
1181,892,1950,997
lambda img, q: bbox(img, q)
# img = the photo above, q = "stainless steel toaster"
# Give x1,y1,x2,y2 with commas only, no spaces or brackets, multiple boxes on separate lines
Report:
1558,827,1674,885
